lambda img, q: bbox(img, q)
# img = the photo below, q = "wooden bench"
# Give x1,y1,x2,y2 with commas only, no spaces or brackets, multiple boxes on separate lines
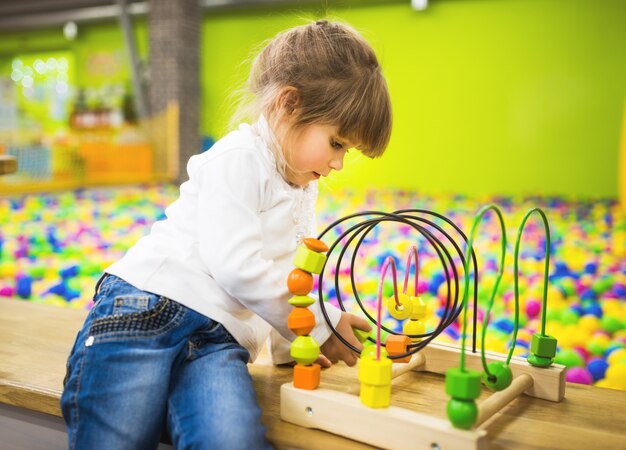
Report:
0,299,624,449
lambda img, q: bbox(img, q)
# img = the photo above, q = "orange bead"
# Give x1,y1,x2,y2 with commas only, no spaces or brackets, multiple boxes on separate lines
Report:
287,268,314,295
385,334,412,363
288,307,316,336
303,237,329,253
293,363,321,390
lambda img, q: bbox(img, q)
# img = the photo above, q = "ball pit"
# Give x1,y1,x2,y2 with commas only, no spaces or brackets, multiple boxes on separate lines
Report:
0,185,625,391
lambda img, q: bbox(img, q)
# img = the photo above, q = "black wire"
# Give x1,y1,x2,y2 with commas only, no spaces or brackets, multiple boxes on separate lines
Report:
316,210,479,360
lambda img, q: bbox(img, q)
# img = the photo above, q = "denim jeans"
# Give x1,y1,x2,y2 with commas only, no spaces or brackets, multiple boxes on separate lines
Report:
61,274,273,450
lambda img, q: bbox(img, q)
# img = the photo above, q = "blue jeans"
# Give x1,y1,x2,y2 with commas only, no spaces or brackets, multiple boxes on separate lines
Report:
61,274,272,450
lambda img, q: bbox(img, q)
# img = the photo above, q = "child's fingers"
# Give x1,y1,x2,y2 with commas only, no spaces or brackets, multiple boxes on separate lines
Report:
342,349,358,367
315,353,332,368
350,314,372,332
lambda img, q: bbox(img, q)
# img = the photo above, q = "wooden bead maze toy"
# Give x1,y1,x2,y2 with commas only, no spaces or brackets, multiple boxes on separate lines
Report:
280,206,566,450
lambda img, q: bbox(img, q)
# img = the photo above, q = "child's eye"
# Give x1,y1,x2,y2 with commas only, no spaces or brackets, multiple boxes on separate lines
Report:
331,139,344,150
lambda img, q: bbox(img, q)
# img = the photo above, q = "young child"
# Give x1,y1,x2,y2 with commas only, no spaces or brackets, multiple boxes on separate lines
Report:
61,19,392,450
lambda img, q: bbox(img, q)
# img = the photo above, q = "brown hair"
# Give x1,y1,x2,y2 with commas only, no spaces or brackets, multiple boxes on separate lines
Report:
233,20,392,158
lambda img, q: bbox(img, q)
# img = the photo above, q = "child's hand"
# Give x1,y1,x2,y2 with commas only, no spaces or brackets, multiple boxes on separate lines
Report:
317,312,371,367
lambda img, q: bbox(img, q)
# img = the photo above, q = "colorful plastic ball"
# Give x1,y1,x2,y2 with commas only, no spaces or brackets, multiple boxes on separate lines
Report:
584,303,603,318
600,316,623,334
607,348,626,365
588,335,611,356
604,363,626,390
587,358,608,381
560,309,579,325
525,299,541,319
566,367,593,385
554,349,585,369
604,344,625,359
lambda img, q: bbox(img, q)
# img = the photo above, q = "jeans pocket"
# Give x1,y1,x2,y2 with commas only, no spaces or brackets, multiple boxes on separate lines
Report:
89,296,185,341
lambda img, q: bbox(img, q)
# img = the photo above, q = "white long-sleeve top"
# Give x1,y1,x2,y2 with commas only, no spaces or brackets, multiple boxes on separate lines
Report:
106,116,342,363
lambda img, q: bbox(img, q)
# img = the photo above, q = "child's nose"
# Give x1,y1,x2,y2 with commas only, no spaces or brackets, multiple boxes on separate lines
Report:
329,154,344,171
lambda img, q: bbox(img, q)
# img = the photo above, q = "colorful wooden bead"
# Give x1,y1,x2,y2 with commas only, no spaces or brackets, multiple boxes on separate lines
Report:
303,237,329,253
287,268,314,295
385,334,412,363
293,363,321,390
386,292,413,320
361,345,388,360
352,327,371,344
530,333,558,358
287,307,316,336
445,368,481,400
447,398,478,430
527,354,554,368
288,295,315,307
290,335,320,365
358,356,392,408
482,361,513,391
409,296,427,320
403,319,425,342
293,245,327,274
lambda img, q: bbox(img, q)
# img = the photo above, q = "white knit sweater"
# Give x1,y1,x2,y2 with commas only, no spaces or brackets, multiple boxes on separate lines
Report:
106,116,342,363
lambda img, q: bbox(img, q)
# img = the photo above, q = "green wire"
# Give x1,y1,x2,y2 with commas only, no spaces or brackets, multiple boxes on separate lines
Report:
460,205,507,373
514,208,551,337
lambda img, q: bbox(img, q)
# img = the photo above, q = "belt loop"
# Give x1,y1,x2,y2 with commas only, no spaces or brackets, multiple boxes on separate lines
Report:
94,273,109,295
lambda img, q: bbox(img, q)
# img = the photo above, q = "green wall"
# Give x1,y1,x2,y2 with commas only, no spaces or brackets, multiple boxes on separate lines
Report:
1,0,625,198
201,0,626,198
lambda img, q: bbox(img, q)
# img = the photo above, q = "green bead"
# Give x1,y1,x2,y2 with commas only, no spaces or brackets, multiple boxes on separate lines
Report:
352,327,371,343
530,333,557,358
361,345,388,360
482,362,513,391
293,246,327,274
447,398,478,430
288,295,315,307
290,335,320,365
527,354,554,367
445,368,481,400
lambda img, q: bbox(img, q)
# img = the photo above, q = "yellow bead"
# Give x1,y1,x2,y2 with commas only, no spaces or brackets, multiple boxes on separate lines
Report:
358,355,392,385
403,319,425,342
387,292,413,320
293,246,327,274
409,296,427,320
360,383,391,409
290,335,320,365
358,357,392,409
288,295,315,307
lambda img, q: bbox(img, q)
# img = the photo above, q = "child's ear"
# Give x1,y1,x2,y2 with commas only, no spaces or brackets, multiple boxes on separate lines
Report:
278,86,300,116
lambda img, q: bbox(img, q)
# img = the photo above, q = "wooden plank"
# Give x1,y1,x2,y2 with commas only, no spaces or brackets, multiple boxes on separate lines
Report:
420,341,566,401
281,383,487,450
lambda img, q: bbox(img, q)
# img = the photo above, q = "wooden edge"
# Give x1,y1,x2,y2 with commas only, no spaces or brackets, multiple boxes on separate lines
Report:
281,383,487,450
0,380,62,416
420,342,566,402
475,373,534,427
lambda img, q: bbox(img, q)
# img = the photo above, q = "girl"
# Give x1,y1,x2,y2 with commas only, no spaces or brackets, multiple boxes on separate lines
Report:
61,19,392,450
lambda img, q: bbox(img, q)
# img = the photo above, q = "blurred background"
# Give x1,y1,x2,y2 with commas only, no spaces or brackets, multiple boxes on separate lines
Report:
0,0,625,389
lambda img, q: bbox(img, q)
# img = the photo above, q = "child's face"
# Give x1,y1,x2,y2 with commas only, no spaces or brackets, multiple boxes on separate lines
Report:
281,123,353,187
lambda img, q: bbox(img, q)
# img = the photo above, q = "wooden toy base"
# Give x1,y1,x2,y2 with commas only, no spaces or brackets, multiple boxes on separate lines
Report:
280,342,566,450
